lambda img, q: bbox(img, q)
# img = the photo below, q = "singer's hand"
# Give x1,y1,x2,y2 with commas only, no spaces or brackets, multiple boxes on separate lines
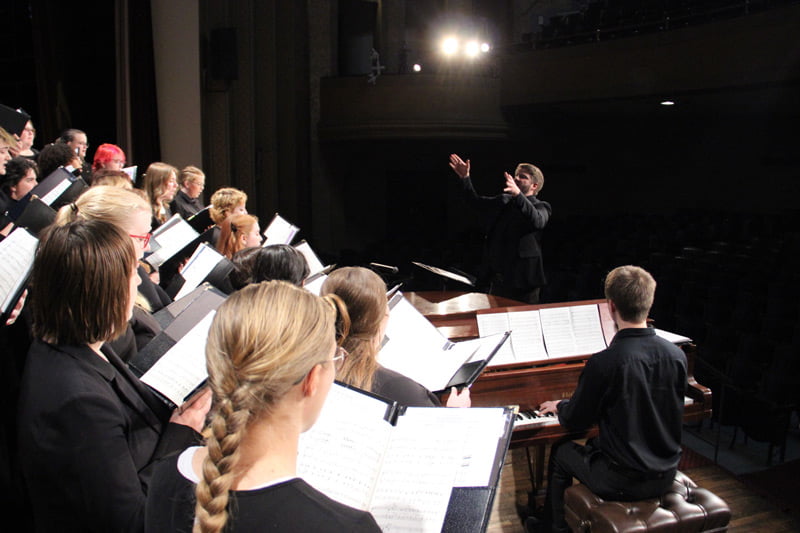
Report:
448,154,470,179
503,172,521,197
446,387,471,407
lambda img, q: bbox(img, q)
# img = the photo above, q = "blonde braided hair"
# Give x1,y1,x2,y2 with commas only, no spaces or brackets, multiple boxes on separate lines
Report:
193,280,341,533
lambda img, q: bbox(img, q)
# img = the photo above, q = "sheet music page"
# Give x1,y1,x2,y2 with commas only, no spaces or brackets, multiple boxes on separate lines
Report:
539,306,578,358
598,301,617,345
371,409,465,533
140,311,215,405
477,312,515,366
442,407,508,487
147,216,199,267
507,309,548,363
654,328,692,344
377,297,453,388
174,244,223,300
262,213,299,245
303,273,327,295
540,305,606,358
122,165,137,183
569,304,608,355
39,175,71,205
298,384,392,510
0,228,38,312
294,240,325,274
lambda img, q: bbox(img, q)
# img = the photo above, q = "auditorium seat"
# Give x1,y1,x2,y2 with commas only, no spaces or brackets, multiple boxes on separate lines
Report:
564,470,731,532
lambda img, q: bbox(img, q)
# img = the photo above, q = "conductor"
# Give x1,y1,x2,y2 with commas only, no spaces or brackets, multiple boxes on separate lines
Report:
449,153,551,304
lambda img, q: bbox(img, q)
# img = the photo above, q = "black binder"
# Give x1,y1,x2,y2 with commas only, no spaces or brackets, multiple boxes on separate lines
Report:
186,206,213,233
9,197,56,236
0,104,29,136
6,168,88,220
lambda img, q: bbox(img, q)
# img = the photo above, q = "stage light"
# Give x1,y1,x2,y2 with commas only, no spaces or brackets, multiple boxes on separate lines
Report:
441,36,459,56
480,42,490,53
465,40,480,58
413,63,422,72
660,100,675,106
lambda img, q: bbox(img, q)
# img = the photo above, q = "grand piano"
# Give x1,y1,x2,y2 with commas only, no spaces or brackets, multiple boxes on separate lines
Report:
405,291,713,487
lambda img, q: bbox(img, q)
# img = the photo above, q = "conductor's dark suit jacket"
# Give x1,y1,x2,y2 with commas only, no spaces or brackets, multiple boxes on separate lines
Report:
459,176,552,290
17,340,199,532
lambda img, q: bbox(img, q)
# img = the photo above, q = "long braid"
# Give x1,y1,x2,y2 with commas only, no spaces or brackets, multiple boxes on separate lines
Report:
191,281,339,532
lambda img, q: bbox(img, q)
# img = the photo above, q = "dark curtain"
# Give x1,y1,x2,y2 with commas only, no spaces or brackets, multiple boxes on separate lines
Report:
127,0,161,168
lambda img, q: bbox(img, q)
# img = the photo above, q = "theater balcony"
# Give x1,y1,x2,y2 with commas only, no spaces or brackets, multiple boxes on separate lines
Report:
318,73,509,141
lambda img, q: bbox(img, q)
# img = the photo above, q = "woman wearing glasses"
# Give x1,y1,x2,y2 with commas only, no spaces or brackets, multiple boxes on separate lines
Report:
321,266,471,408
54,186,172,359
145,281,381,533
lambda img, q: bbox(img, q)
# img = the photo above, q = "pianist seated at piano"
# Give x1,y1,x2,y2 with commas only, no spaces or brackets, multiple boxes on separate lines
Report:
526,265,687,533
321,267,471,408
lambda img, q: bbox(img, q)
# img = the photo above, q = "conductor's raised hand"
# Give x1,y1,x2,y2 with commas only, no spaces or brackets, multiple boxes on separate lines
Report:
503,172,521,197
449,154,470,179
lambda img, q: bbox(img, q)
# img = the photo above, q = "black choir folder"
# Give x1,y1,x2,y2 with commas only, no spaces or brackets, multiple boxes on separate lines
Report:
128,284,228,409
297,383,514,533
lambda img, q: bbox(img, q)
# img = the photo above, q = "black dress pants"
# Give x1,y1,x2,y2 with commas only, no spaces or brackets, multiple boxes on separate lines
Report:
545,439,676,532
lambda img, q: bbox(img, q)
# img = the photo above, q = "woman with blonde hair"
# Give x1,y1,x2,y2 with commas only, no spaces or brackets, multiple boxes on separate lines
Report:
145,281,381,532
216,213,262,259
142,162,179,228
321,266,471,408
171,165,206,218
208,187,247,225
55,186,173,355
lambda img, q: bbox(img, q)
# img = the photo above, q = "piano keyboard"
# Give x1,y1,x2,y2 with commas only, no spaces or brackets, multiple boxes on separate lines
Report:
513,396,695,429
513,410,559,429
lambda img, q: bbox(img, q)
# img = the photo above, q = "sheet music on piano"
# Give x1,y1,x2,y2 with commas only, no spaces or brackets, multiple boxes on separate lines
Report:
476,302,609,364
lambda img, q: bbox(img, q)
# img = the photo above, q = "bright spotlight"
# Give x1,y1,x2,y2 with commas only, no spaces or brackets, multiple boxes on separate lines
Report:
413,63,422,72
480,42,490,53
441,37,459,56
464,40,480,58
660,100,675,106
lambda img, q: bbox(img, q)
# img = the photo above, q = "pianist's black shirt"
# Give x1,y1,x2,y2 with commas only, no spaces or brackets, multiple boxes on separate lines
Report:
556,327,687,474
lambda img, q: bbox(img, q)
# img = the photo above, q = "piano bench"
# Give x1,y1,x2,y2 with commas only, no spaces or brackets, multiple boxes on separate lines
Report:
564,470,731,533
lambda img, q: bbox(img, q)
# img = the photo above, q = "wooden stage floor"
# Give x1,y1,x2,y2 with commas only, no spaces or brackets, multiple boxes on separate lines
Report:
486,446,800,533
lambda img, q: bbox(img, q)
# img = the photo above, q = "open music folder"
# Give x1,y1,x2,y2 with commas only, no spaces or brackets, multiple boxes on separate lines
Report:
128,283,228,408
0,227,38,319
378,292,510,393
262,212,300,246
164,242,235,300
145,214,201,268
6,167,88,221
297,383,514,533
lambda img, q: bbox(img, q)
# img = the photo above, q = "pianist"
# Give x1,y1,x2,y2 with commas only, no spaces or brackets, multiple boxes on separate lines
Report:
527,265,687,533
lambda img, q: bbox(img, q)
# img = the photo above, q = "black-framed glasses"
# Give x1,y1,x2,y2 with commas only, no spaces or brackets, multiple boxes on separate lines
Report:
129,232,152,248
